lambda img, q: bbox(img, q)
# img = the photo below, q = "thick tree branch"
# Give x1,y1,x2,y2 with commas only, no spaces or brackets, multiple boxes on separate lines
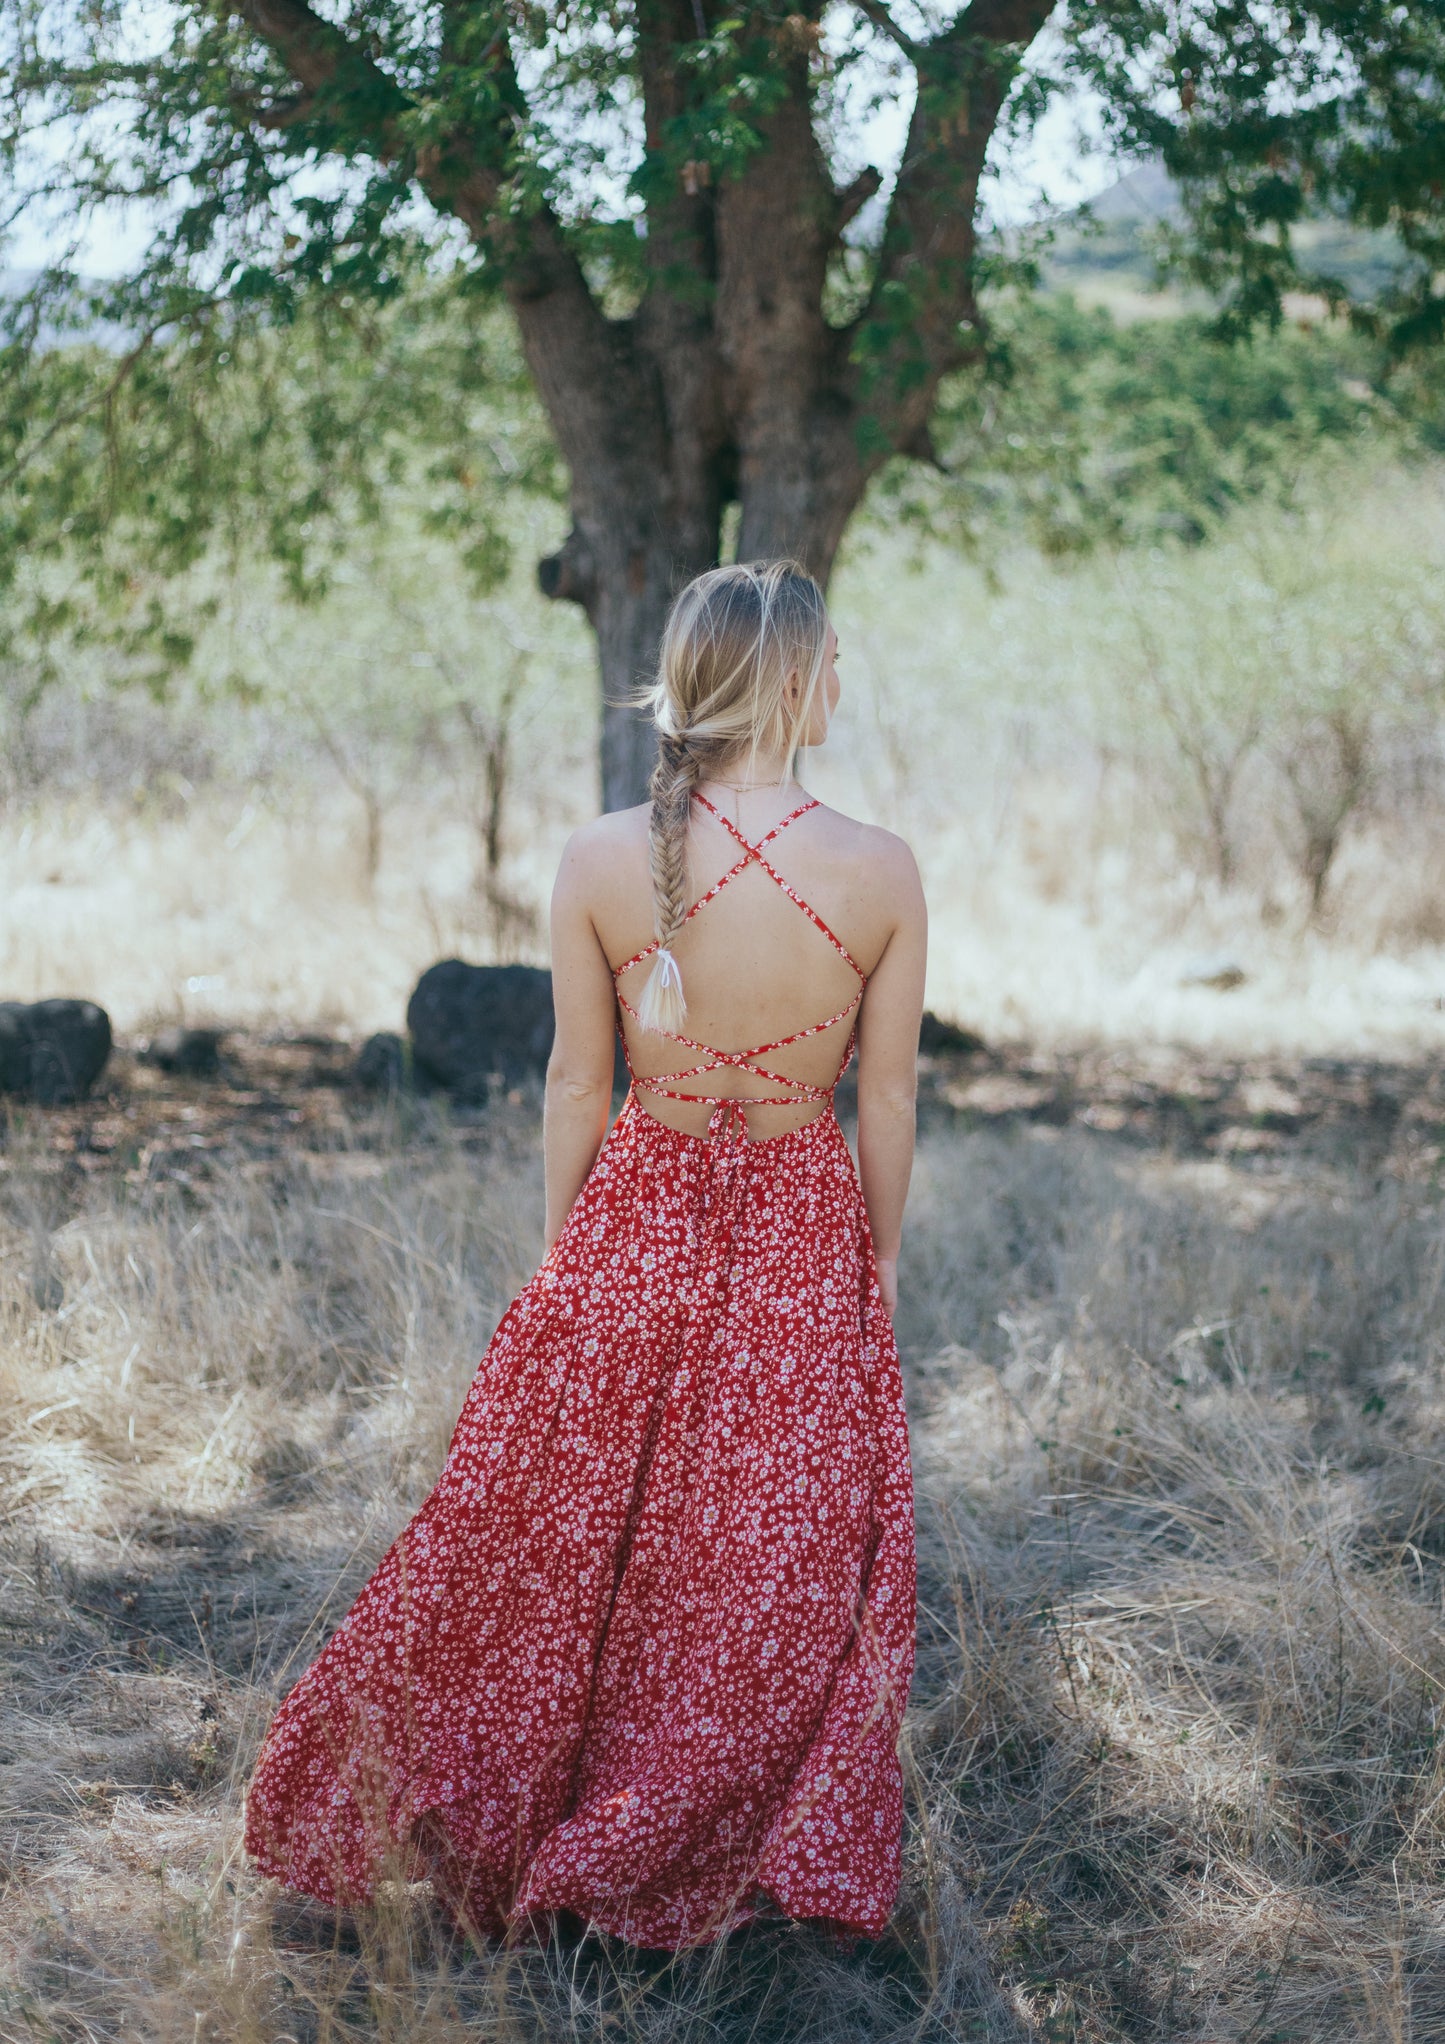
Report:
19,62,155,87
249,92,315,130
844,0,1055,457
715,16,853,564
836,166,883,235
232,0,411,148
230,0,658,508
627,0,730,566
234,0,511,235
851,0,921,61
955,0,1058,44
634,4,720,250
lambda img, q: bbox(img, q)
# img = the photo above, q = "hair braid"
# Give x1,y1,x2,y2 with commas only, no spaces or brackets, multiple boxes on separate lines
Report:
628,557,830,1037
635,731,707,1034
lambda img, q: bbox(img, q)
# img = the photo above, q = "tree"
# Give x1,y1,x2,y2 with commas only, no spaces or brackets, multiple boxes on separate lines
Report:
4,1,1444,808
1105,477,1445,913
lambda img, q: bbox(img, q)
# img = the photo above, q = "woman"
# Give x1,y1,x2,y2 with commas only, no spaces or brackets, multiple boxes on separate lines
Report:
245,559,926,1951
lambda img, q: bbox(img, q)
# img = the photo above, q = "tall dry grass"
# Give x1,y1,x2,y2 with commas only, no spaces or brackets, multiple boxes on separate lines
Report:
4,462,1445,1059
2,1093,1443,2039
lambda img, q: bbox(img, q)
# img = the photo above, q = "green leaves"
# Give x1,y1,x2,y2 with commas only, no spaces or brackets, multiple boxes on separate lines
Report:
1062,2,1445,352
873,288,1434,558
0,271,560,689
3,0,1445,740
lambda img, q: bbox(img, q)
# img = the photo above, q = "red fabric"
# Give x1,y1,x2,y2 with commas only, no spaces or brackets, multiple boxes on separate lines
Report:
243,1095,916,1949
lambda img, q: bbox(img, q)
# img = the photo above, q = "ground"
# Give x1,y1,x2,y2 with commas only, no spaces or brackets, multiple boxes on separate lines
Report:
2,1036,1444,2041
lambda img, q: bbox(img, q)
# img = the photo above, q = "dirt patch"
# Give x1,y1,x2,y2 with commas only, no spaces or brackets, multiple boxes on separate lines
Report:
916,1039,1445,1183
5,1028,1436,1195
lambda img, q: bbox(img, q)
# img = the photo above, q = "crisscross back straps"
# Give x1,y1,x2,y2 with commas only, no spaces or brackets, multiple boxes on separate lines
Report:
613,788,870,989
690,793,868,981
611,790,869,1125
612,795,827,982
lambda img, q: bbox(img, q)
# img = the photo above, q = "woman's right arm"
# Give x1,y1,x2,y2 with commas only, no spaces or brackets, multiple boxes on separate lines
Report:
543,828,620,1250
854,838,927,1318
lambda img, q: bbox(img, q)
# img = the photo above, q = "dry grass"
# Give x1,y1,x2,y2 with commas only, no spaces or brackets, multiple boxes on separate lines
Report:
4,455,1445,2037
5,462,1445,1059
2,1080,1444,2040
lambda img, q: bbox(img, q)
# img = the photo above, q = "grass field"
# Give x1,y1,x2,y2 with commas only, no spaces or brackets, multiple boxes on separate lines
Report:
3,460,1445,2038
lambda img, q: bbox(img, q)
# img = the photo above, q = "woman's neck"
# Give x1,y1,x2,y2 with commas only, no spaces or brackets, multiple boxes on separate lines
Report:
700,752,795,792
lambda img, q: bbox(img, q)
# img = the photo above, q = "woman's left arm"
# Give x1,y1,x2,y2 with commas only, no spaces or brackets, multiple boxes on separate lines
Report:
543,829,620,1248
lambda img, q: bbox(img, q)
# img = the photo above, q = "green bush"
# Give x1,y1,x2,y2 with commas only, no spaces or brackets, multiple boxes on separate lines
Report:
873,291,1440,556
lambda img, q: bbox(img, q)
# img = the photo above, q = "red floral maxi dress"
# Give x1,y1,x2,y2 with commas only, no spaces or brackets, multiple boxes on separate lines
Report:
244,795,916,1950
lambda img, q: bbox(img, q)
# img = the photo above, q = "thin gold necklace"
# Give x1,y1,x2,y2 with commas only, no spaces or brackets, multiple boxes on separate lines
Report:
702,777,802,829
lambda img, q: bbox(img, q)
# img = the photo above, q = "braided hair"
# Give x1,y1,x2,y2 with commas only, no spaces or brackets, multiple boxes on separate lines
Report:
633,560,830,1036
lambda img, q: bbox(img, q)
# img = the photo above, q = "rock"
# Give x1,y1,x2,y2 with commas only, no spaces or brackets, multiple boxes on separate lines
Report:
141,1026,225,1078
407,961,964,1102
353,1031,408,1092
0,998,112,1104
1179,958,1247,993
919,1011,987,1056
0,1007,28,1094
407,961,556,1098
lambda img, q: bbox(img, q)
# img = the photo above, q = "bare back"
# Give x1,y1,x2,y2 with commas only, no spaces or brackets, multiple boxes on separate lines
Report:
577,787,916,1140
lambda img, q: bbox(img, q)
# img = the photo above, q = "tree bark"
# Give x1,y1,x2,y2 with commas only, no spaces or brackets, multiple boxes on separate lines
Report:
540,519,720,814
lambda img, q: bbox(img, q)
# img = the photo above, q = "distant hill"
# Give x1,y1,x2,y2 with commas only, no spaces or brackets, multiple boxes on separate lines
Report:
1088,161,1180,225
1045,159,1409,306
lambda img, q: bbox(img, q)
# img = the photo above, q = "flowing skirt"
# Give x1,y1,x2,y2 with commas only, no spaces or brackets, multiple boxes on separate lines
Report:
243,1092,916,1950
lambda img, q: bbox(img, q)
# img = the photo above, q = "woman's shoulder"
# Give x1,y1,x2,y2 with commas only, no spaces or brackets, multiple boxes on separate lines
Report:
557,794,920,903
811,803,922,886
563,802,651,856
553,804,650,904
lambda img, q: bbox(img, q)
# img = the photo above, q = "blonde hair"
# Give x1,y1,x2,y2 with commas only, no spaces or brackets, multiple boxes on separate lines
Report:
634,558,831,1036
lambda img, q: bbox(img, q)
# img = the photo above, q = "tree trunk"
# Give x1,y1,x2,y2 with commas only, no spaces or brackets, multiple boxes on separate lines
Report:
538,507,724,815
593,562,679,817
505,19,1013,814
540,463,875,813
540,487,874,811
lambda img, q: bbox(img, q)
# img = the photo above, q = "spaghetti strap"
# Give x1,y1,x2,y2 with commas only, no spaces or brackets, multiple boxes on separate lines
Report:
613,791,868,1134
691,795,868,980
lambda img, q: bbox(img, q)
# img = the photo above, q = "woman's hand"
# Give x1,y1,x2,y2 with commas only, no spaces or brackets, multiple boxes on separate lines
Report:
875,1254,898,1320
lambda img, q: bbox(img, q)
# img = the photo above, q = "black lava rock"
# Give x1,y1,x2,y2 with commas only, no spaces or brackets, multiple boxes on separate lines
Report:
141,1026,225,1078
407,961,556,1099
0,998,113,1104
919,1011,986,1057
0,1008,26,1095
353,1031,408,1092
